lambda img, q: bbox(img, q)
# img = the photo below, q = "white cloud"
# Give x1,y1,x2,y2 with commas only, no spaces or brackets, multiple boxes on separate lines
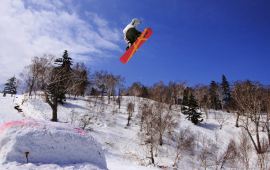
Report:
0,0,121,84
87,12,122,42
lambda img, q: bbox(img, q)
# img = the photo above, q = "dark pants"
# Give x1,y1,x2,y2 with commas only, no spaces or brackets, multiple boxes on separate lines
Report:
126,28,141,44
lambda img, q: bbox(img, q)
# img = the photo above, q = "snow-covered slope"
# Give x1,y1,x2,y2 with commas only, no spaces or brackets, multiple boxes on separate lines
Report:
0,93,251,169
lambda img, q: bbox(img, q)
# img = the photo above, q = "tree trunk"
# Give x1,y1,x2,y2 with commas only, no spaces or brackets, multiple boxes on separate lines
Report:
266,113,270,146
235,113,240,127
244,126,259,153
28,78,34,97
108,92,111,104
51,104,58,122
266,124,270,146
158,114,163,145
50,97,58,122
118,97,121,109
255,122,262,153
45,92,58,122
159,132,163,145
150,139,154,164
127,113,131,126
169,104,172,110
140,115,144,132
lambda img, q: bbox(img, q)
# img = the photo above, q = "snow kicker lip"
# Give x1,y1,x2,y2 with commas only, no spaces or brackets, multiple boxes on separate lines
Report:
0,119,88,136
0,120,34,134
74,127,87,136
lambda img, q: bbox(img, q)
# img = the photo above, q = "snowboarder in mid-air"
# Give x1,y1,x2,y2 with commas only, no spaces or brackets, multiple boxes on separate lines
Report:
120,18,153,64
123,18,142,50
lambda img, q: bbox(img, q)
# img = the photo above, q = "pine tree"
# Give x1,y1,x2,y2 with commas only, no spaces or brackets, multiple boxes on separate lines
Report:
90,87,98,96
181,88,190,113
221,75,231,109
45,50,73,121
209,81,222,110
185,93,203,125
141,85,149,98
53,50,73,104
55,50,72,68
3,76,17,96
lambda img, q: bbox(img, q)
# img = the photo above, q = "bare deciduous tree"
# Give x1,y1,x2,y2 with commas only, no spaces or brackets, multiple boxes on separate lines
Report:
20,55,53,97
219,139,239,169
233,80,265,154
126,102,134,126
93,71,124,103
194,85,209,111
139,102,158,164
149,81,168,104
256,138,270,170
173,128,195,168
263,88,270,145
238,130,252,170
167,81,186,108
199,136,214,170
80,114,95,130
138,101,150,132
153,102,176,145
216,113,230,129
70,62,89,98
128,82,143,97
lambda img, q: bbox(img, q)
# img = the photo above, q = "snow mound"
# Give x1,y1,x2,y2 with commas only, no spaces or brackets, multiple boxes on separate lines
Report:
0,119,107,169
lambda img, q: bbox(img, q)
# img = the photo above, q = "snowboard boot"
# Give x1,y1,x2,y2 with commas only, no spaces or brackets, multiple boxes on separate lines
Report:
126,42,132,51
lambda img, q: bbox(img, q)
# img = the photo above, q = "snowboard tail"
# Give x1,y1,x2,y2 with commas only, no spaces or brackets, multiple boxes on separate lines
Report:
120,28,153,64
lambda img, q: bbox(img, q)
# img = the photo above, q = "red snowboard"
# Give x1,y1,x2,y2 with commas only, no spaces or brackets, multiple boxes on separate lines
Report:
120,28,153,64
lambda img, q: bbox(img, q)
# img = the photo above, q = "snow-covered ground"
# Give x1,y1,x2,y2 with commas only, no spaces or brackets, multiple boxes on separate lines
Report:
0,93,259,169
0,95,24,123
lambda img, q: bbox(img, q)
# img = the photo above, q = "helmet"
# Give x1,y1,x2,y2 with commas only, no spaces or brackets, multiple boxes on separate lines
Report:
131,18,141,27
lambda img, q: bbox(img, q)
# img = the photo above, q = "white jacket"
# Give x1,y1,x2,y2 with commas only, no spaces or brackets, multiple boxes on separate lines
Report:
123,18,141,43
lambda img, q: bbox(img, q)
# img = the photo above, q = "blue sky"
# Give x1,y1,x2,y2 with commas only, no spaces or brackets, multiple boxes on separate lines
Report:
0,0,269,87
81,0,270,86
